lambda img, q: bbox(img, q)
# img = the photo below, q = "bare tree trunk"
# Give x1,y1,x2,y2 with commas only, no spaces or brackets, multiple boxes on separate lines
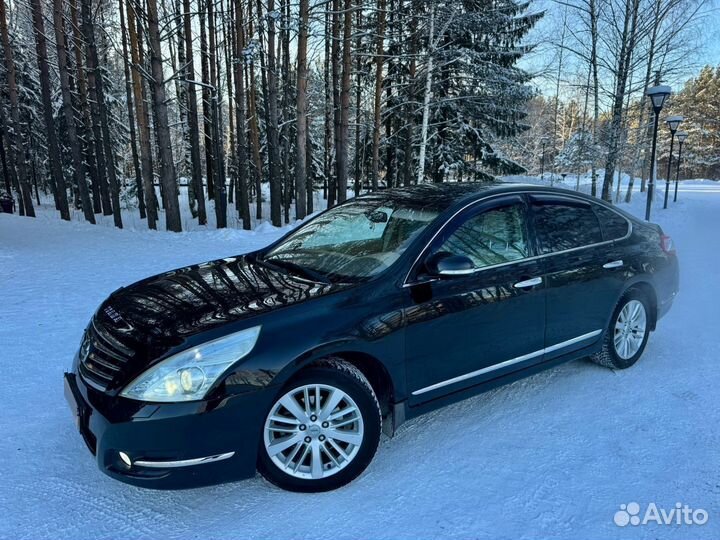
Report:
630,0,662,200
590,0,599,197
223,0,236,207
30,0,70,220
234,0,251,228
266,0,282,226
353,5,362,197
306,110,314,213
402,3,417,187
0,95,20,209
146,0,181,231
70,0,101,213
551,7,568,186
182,0,207,224
329,0,341,207
616,60,635,203
417,5,435,184
199,0,214,200
336,0,352,203
248,66,263,219
0,0,35,216
126,0,158,228
208,0,227,228
384,0,396,187
281,0,292,224
371,0,387,192
295,0,309,219
323,3,332,201
601,0,640,202
241,1,260,218
174,0,195,217
55,0,95,223
0,117,12,195
119,0,145,219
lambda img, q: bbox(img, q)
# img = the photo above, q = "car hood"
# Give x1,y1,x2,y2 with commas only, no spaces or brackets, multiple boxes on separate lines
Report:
95,255,346,351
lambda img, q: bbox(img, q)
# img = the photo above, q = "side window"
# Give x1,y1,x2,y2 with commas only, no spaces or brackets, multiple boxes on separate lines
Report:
433,204,529,268
532,201,603,254
593,204,630,241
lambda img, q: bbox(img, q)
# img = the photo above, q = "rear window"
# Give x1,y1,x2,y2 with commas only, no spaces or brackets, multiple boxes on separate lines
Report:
532,200,603,254
593,204,630,241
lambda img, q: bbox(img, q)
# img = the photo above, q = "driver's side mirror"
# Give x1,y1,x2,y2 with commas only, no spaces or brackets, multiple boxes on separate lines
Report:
425,252,476,277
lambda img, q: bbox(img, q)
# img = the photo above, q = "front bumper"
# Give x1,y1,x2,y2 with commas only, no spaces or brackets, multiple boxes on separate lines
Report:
64,372,277,489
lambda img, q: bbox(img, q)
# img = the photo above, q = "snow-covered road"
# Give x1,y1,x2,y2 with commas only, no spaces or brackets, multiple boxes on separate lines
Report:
1,183,718,539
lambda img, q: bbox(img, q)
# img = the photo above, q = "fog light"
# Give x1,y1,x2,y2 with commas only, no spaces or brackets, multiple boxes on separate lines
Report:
119,451,132,468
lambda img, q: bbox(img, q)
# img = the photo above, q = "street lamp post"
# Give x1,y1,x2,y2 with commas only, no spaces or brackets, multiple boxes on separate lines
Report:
645,85,671,221
663,115,683,209
540,138,548,181
674,131,687,202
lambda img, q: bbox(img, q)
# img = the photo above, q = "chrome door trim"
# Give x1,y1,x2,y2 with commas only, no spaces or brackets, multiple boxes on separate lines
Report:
134,451,235,468
402,190,633,288
543,329,602,353
411,329,602,396
438,268,477,276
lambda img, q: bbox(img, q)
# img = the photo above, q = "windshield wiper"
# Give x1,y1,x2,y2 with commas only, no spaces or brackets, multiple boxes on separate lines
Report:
258,257,332,284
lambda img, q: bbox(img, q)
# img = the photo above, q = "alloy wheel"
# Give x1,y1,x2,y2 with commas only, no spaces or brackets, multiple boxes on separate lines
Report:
263,384,364,480
613,299,647,360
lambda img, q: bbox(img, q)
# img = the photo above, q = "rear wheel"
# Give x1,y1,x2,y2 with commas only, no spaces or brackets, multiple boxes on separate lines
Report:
592,291,651,369
258,360,381,492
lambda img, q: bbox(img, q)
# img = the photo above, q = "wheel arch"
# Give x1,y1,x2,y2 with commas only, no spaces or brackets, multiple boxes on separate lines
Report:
273,347,402,434
622,279,658,330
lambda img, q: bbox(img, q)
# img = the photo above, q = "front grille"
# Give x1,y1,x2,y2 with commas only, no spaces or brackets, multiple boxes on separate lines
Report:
78,320,135,392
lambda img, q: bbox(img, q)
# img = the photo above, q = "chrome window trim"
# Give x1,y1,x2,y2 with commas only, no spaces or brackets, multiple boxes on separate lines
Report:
411,329,602,396
402,190,633,288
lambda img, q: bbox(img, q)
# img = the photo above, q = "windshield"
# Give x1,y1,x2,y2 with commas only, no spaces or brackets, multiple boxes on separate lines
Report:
262,199,440,282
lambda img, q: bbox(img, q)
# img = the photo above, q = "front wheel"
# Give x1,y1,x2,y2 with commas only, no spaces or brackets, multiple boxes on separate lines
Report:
258,360,381,492
591,291,651,369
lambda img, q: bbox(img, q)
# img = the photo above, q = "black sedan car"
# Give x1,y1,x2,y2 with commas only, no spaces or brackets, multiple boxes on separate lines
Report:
64,183,679,492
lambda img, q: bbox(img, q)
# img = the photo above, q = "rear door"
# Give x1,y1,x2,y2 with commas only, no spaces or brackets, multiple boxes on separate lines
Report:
529,195,629,358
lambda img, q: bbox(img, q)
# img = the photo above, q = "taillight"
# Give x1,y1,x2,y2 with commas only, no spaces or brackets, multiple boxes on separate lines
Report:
661,234,676,255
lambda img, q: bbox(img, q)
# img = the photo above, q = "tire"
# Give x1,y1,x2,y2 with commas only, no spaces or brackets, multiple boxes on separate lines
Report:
591,290,651,370
257,359,381,492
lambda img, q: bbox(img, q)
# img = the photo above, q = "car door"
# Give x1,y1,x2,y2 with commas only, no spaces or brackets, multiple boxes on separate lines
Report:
403,195,546,404
529,195,628,359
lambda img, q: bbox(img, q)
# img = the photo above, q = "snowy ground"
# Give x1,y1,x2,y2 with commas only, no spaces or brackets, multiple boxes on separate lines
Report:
1,180,719,539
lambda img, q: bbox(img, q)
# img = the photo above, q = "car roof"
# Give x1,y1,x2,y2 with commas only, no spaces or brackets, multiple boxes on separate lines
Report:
353,181,617,214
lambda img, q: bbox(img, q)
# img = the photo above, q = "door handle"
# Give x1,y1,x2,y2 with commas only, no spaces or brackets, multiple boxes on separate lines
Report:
602,260,624,269
514,277,543,289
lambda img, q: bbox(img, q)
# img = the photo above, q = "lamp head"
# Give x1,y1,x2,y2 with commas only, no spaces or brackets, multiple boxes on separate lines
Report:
646,85,671,112
676,131,688,143
666,115,684,133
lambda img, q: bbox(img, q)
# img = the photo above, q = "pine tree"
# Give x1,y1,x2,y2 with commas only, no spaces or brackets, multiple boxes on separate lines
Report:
55,0,95,223
408,1,542,183
30,0,70,220
668,65,720,179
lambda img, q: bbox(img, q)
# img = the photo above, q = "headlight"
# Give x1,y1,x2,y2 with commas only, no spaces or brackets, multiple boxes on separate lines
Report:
120,326,261,402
